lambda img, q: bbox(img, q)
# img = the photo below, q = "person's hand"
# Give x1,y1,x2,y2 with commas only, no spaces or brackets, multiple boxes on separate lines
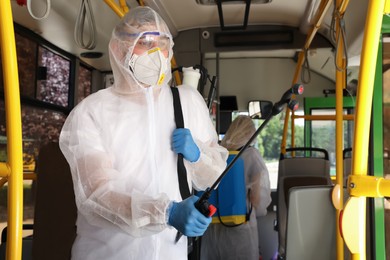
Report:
172,128,200,162
168,195,212,237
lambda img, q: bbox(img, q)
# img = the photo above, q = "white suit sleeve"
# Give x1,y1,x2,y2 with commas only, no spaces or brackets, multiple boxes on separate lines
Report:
242,147,271,216
59,104,170,238
179,86,229,191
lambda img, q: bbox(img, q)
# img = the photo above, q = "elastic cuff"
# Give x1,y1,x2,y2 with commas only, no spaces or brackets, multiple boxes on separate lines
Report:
166,201,175,226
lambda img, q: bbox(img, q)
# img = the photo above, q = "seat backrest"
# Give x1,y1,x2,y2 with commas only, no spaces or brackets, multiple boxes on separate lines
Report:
285,186,336,260
276,147,331,259
32,142,77,260
0,224,34,260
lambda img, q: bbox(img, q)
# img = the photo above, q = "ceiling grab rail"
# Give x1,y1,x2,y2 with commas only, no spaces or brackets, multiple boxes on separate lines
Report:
340,1,386,259
74,0,97,50
0,1,24,260
26,0,51,20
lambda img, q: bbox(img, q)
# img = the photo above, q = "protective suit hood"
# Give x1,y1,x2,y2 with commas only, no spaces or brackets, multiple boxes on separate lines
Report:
221,115,256,151
108,6,174,94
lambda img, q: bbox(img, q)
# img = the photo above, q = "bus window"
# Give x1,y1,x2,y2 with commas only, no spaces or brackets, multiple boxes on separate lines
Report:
77,64,92,103
310,109,353,175
304,97,355,177
0,24,74,232
0,101,66,226
14,33,38,99
37,46,71,107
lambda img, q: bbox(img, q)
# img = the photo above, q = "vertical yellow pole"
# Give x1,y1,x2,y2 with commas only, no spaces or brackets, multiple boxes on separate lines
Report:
353,0,384,183
281,51,304,154
0,1,24,259
281,0,333,154
348,0,385,259
290,110,295,149
334,0,349,258
171,56,182,86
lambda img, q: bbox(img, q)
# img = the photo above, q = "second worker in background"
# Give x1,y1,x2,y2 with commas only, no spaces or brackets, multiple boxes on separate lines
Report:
201,115,272,260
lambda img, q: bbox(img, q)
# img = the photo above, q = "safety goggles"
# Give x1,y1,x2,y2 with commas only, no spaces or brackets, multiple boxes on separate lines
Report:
134,32,171,52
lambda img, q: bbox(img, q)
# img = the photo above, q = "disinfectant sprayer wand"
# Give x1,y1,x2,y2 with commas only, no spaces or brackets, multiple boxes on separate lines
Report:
175,83,304,243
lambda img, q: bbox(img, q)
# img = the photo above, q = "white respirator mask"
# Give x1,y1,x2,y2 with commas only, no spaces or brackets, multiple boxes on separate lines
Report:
128,47,168,86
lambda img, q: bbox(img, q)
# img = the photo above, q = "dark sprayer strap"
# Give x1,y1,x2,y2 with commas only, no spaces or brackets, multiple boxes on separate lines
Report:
170,87,191,199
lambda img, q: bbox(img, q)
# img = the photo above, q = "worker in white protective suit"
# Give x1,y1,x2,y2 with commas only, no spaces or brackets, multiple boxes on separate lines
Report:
59,6,228,260
200,115,271,260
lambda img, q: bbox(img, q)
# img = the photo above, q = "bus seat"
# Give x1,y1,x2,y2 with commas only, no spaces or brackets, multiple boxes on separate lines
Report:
285,186,336,260
32,142,77,260
0,224,33,260
276,147,331,259
343,148,352,187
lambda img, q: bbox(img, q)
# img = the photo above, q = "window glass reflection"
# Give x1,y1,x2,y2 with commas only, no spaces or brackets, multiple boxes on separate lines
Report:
0,100,66,171
37,46,70,107
77,65,92,103
15,33,37,98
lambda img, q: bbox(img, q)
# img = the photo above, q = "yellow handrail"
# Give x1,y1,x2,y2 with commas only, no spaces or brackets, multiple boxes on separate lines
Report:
103,0,126,17
0,0,24,259
293,114,354,121
171,56,182,86
0,173,37,189
341,1,386,259
280,0,333,154
119,0,129,13
334,0,349,258
283,1,357,259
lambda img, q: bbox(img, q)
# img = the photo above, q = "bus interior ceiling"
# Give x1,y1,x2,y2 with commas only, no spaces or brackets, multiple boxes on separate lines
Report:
10,0,367,108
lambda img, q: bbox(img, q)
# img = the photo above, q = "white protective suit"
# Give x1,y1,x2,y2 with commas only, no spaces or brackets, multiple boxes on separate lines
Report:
200,115,271,260
59,6,228,260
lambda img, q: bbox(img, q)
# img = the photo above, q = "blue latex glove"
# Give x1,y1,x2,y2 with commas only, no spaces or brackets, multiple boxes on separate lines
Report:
168,195,212,237
172,128,200,162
